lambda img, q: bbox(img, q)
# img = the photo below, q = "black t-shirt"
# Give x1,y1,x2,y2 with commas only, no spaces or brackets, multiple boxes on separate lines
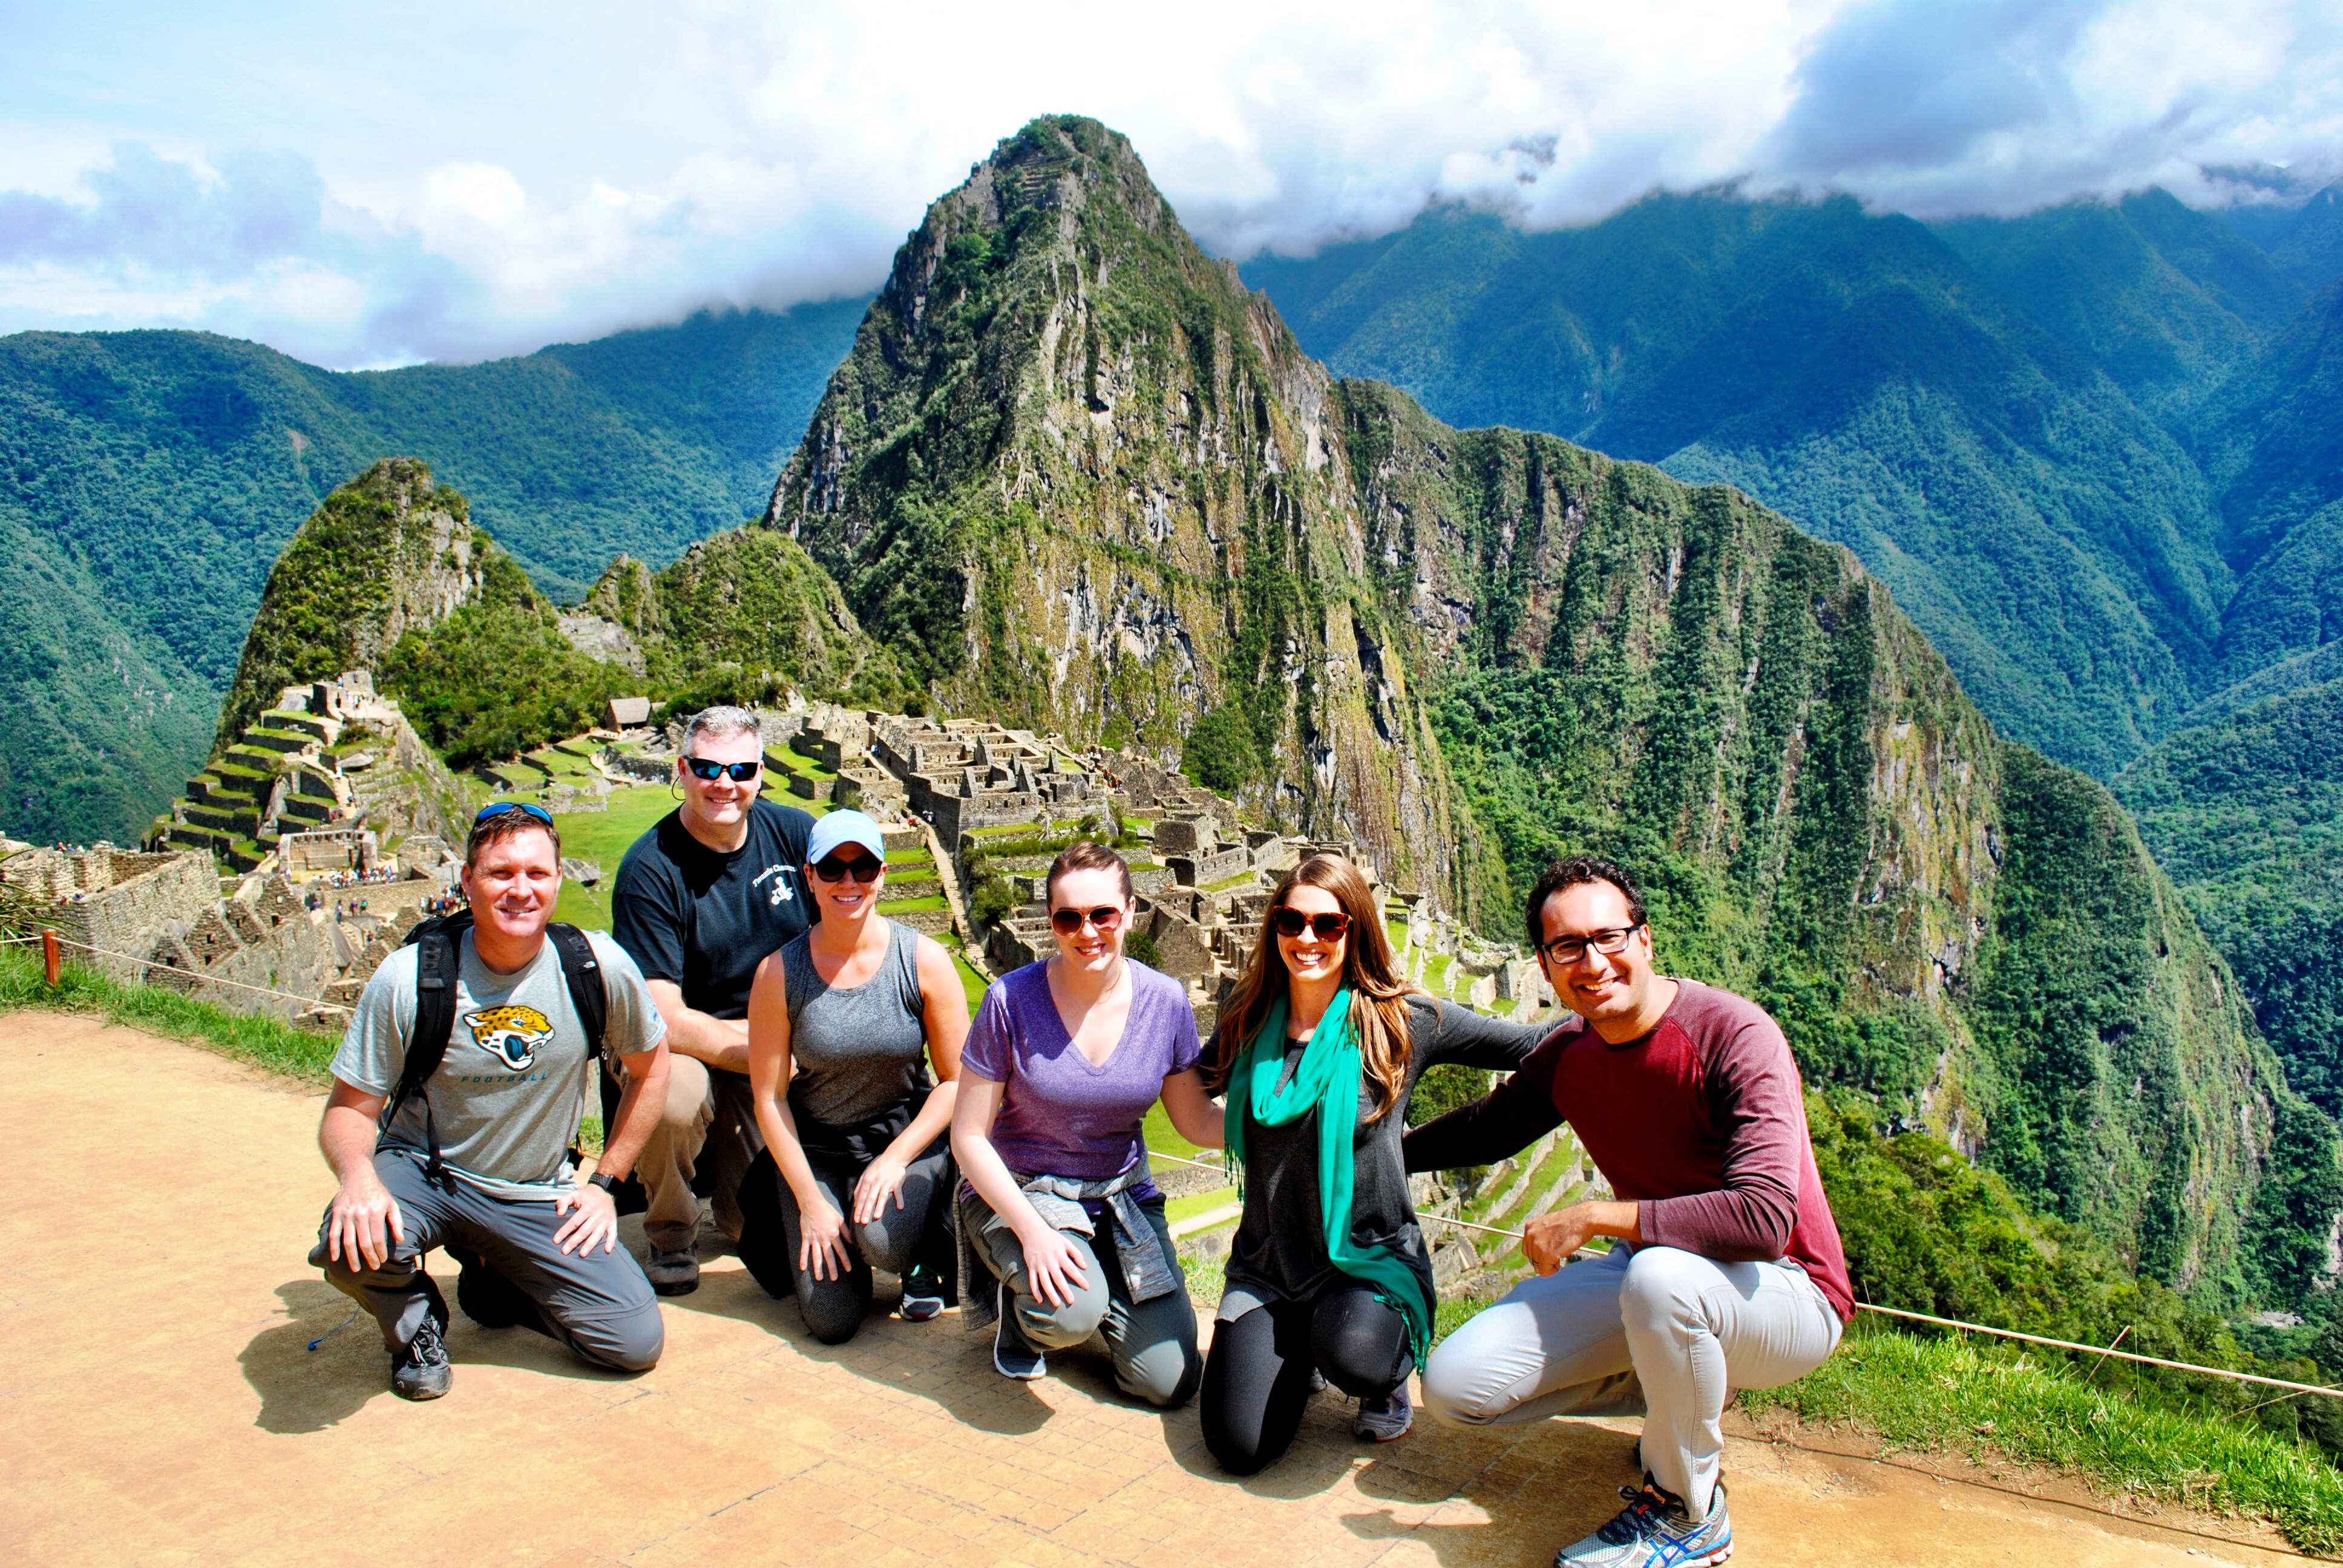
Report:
611,799,818,1019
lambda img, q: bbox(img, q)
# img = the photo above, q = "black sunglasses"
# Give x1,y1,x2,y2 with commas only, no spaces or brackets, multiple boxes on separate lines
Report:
474,802,554,827
1050,905,1126,935
683,757,761,782
1271,907,1351,941
813,855,884,883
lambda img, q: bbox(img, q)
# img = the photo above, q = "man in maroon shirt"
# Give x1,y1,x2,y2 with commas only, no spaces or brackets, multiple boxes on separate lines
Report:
1405,857,1850,1568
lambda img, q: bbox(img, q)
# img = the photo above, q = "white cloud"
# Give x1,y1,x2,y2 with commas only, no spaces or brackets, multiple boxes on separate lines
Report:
1,0,2336,367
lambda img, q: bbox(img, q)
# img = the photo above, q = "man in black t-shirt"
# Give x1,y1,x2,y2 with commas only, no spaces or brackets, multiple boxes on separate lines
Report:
611,706,816,1294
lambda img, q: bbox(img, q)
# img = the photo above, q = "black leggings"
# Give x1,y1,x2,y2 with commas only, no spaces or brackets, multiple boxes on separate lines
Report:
1201,1284,1414,1474
736,1139,953,1344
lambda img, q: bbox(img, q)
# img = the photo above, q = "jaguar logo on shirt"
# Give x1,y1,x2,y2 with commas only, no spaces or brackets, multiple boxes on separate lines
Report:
464,1005,555,1071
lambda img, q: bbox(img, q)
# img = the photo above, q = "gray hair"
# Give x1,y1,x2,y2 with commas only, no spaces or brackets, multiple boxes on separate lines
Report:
684,705,762,754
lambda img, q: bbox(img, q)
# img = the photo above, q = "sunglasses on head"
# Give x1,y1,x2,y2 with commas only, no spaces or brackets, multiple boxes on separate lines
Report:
474,802,554,827
683,757,761,782
1049,905,1125,935
1271,907,1351,941
813,854,884,883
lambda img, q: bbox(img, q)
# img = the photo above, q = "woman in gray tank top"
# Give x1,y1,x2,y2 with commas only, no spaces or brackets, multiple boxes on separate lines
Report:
744,810,971,1344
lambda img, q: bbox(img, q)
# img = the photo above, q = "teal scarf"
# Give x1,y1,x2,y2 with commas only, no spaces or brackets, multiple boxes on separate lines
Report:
1223,986,1432,1367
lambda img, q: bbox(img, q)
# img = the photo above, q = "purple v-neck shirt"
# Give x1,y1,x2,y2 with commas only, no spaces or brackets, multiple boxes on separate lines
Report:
960,958,1202,1182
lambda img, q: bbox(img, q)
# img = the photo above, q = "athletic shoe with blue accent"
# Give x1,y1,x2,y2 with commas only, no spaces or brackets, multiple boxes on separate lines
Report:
899,1264,946,1322
1553,1479,1731,1567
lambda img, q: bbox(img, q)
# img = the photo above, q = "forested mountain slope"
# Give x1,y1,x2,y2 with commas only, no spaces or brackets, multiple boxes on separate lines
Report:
1242,197,2282,780
0,301,863,843
736,116,2328,1298
2119,675,2343,1125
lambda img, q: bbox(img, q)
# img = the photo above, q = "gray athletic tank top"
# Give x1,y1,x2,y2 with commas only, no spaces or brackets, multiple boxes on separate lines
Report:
782,919,932,1133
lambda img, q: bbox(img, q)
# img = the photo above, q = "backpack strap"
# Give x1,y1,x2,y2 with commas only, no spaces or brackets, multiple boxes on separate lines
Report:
546,923,609,1063
390,912,470,1188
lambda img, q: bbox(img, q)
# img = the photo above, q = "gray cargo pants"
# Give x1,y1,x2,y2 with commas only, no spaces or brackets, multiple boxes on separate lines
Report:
312,1146,664,1372
1421,1244,1841,1523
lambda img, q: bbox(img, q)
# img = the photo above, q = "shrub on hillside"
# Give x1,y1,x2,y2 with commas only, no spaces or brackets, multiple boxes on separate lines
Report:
1181,708,1257,794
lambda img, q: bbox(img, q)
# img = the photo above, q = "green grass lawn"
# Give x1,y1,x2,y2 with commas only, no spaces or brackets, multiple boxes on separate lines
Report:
548,786,675,932
1166,1185,1237,1224
877,893,947,914
0,946,337,1085
954,953,990,1016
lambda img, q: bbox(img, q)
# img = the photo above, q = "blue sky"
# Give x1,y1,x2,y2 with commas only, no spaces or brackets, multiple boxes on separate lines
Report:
3,0,2338,368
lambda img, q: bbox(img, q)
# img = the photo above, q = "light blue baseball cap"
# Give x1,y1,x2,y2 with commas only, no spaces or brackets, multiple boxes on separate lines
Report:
807,808,887,864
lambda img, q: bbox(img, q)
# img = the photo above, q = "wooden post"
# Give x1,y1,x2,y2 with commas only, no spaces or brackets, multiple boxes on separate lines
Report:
41,926,61,987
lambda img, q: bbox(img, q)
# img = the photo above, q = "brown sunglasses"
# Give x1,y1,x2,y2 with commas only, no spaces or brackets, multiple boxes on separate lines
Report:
1050,905,1126,935
1271,907,1351,941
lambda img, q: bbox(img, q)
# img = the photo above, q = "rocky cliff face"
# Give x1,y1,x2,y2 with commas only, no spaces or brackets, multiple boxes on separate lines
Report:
214,458,493,749
764,116,1461,891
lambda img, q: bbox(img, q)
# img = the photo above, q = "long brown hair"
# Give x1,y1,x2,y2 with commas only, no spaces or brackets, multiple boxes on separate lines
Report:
1211,853,1418,1120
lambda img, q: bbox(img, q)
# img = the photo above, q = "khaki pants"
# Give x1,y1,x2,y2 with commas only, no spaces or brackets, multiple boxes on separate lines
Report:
1421,1244,1842,1523
620,1054,764,1254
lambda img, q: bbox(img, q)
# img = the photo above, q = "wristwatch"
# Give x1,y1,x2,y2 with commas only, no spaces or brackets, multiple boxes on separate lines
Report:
587,1171,618,1193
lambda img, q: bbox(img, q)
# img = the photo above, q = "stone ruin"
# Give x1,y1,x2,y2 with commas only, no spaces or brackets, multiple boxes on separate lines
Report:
0,839,430,1026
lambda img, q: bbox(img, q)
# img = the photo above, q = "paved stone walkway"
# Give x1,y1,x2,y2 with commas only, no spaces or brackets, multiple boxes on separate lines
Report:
0,1013,2305,1566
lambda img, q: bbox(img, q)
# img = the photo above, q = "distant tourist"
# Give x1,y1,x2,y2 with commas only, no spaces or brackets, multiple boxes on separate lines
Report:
951,842,1220,1406
1199,852,1542,1472
739,809,968,1341
309,802,671,1400
608,706,817,1296
1406,855,1852,1567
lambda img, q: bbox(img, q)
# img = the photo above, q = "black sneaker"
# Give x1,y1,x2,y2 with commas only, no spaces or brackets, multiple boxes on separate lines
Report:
900,1264,946,1322
392,1315,453,1400
992,1282,1044,1380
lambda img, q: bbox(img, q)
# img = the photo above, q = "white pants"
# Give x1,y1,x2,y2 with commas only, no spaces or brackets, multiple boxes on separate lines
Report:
1422,1244,1842,1522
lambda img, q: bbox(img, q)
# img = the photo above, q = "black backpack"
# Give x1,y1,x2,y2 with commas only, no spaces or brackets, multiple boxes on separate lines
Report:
388,909,609,1184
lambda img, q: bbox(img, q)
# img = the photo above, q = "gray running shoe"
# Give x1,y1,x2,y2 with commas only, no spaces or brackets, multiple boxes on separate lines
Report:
899,1264,946,1322
1553,1480,1731,1567
645,1246,700,1297
392,1316,453,1400
992,1282,1045,1380
1353,1381,1413,1442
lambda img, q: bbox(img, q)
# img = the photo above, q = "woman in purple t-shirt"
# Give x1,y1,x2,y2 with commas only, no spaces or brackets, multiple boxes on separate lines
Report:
951,841,1224,1405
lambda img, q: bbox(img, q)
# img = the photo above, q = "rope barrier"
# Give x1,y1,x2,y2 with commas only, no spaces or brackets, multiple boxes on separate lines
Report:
1145,1147,2343,1402
42,933,353,1016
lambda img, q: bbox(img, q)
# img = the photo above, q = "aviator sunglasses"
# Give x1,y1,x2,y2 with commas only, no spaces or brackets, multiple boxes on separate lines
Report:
1049,905,1126,935
1271,907,1351,941
813,854,885,883
475,801,554,827
683,757,762,782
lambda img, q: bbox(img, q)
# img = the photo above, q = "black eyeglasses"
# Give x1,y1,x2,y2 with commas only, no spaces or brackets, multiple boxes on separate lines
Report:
683,757,761,782
474,802,554,827
813,855,884,883
1050,905,1126,935
1271,907,1351,941
1538,924,1645,965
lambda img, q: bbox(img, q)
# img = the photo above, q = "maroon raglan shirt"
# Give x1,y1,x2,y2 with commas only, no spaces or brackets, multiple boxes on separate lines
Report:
1403,978,1854,1321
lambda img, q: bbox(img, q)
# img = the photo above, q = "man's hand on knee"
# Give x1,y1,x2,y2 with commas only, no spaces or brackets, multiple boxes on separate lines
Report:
1522,1200,1640,1276
554,1182,621,1256
326,1171,405,1272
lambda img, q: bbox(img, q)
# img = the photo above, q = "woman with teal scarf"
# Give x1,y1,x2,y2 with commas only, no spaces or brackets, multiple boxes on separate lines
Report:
1201,853,1547,1474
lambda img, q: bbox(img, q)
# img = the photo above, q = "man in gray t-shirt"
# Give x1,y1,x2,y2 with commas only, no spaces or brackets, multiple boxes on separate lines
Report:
312,805,673,1401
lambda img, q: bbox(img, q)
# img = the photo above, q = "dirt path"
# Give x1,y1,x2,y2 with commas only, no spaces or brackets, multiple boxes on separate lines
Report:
0,1011,2311,1566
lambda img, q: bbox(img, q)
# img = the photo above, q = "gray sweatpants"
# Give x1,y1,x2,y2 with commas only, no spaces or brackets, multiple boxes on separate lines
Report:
1421,1244,1841,1522
959,1188,1201,1408
312,1146,664,1373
